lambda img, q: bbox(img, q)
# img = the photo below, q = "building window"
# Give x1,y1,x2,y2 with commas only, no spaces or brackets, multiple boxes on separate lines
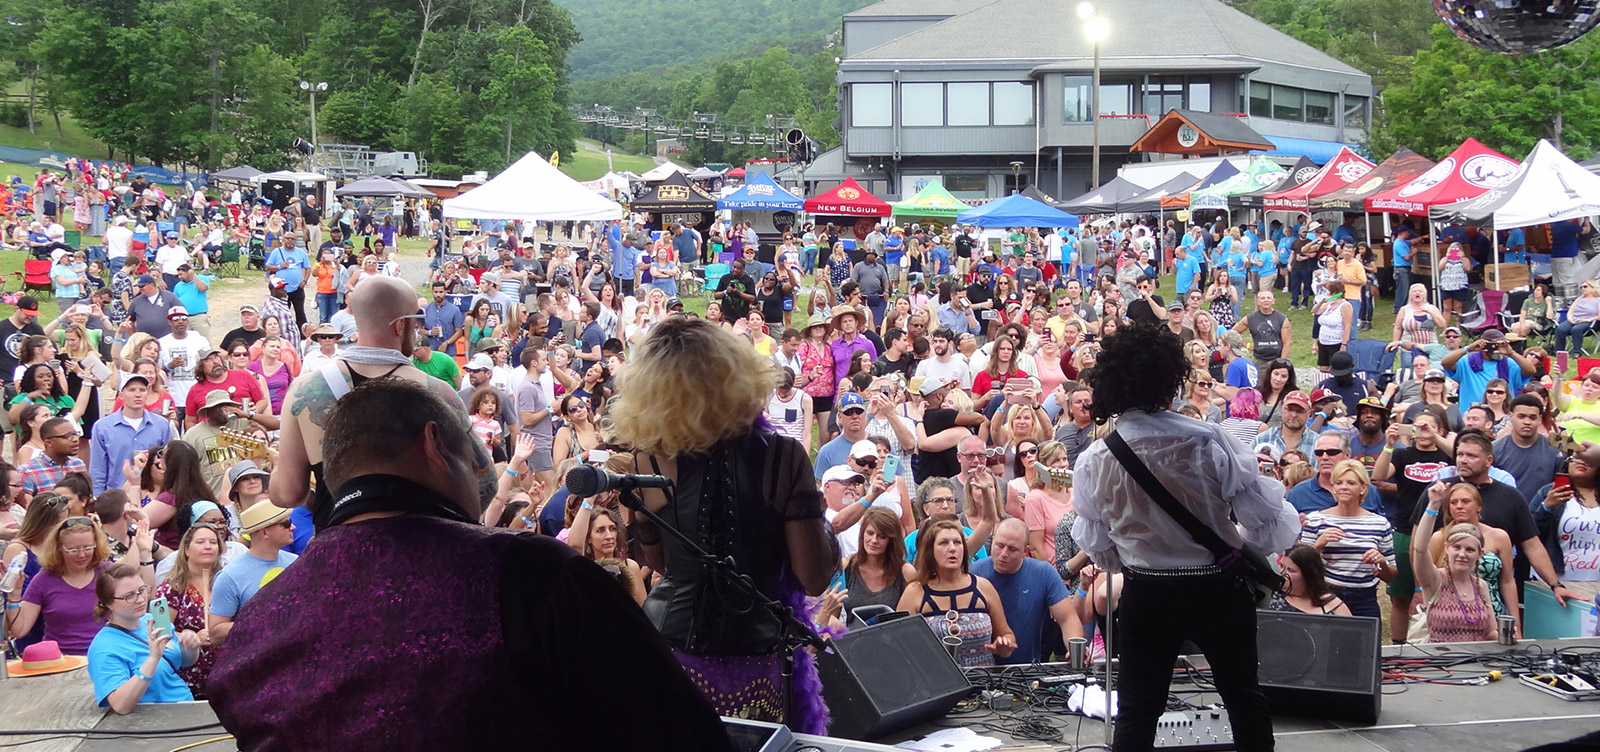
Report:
946,83,990,126
944,174,989,199
1063,76,1092,123
900,83,943,127
1304,91,1333,125
1099,83,1132,116
1189,80,1211,112
1344,95,1368,129
1272,85,1303,121
993,82,1034,125
1142,78,1184,118
1249,82,1271,118
852,83,892,127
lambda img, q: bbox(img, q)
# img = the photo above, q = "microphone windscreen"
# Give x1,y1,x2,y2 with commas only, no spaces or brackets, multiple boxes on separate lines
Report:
565,465,602,497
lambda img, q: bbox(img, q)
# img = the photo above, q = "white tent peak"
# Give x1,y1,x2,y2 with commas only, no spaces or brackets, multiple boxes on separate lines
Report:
639,162,690,181
442,152,622,222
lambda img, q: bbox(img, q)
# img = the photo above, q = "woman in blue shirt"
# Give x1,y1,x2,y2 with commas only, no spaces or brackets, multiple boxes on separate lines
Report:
87,562,201,714
1224,230,1250,317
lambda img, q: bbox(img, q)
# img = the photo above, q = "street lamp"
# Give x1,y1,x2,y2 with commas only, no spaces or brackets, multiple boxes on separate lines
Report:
1078,4,1108,189
299,81,328,157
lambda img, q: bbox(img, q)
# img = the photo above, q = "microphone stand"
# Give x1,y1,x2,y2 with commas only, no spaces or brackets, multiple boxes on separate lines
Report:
616,484,828,729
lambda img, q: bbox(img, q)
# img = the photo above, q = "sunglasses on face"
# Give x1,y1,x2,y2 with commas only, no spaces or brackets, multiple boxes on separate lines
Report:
1018,447,1039,456
1312,448,1344,457
854,457,878,469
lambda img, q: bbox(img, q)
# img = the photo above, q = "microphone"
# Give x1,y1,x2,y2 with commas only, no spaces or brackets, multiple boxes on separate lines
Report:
565,465,672,497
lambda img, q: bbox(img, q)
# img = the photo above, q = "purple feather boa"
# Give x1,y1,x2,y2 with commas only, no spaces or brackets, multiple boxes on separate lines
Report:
778,566,844,735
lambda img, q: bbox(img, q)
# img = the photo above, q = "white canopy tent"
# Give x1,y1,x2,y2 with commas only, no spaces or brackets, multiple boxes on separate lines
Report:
442,152,622,222
1432,139,1600,229
638,161,689,181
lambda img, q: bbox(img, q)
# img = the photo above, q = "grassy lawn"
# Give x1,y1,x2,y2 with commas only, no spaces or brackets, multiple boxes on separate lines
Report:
558,140,668,181
0,117,108,158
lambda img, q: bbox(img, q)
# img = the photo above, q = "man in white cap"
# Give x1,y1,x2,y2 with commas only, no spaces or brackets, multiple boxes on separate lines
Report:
156,306,210,420
104,215,133,272
270,276,465,529
88,373,172,495
470,272,516,325
819,462,897,559
220,305,265,351
207,499,298,645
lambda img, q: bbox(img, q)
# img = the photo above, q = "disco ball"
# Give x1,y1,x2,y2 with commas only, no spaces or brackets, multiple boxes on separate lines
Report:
1434,0,1600,53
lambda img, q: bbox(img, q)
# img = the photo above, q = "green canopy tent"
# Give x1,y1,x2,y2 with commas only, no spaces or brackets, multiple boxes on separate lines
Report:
1189,156,1288,213
892,181,972,222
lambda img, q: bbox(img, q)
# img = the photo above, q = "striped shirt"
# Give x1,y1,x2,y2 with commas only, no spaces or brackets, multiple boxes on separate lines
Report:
1298,511,1396,590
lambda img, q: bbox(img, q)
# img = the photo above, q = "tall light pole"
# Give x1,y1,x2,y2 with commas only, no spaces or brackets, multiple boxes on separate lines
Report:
299,81,328,156
1079,3,1108,189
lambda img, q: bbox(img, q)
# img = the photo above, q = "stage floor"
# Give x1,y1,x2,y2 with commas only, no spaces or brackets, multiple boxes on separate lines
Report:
7,639,1597,751
887,638,1600,751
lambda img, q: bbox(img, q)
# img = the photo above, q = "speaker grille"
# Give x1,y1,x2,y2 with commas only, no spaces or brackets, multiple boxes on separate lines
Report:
834,623,962,708
1257,613,1378,690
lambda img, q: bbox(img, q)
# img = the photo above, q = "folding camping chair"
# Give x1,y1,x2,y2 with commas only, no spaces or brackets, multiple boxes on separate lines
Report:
22,259,52,300
1346,338,1396,386
214,242,242,278
1458,290,1507,335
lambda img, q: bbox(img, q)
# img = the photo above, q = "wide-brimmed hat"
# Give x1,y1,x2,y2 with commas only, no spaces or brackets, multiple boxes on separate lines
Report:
803,312,828,332
310,323,342,341
240,499,290,535
830,306,867,329
5,641,87,678
200,390,241,411
228,460,271,487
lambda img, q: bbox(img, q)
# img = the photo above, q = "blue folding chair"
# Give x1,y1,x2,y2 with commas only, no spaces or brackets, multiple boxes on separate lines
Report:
1346,338,1396,385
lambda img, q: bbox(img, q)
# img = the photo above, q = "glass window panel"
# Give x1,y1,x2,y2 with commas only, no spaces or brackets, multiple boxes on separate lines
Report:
1099,83,1132,116
993,82,1034,125
944,174,989,198
1249,82,1271,117
946,83,990,126
1344,95,1369,129
851,83,892,127
900,83,943,127
1272,85,1303,121
1063,76,1091,123
1189,81,1212,112
1304,91,1333,125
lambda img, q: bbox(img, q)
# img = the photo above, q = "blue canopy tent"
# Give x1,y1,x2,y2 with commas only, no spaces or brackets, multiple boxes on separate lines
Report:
956,193,1080,228
716,171,803,211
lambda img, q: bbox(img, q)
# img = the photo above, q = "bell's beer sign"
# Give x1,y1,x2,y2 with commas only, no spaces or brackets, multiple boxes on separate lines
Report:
657,185,690,201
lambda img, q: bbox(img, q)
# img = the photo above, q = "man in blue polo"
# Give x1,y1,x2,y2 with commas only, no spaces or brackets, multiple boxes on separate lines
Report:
422,281,466,358
1286,432,1384,514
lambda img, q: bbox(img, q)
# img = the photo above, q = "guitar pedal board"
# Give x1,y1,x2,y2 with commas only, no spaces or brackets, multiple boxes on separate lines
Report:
1150,709,1236,751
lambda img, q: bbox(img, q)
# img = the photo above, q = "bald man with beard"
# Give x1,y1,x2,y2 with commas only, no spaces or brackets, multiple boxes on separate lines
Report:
270,276,467,529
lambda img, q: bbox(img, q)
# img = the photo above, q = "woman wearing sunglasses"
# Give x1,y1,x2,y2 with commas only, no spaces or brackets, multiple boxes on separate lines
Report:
6,515,154,655
88,562,201,713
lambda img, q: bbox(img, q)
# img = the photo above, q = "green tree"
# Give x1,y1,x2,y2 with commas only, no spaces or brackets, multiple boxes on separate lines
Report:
1378,25,1600,160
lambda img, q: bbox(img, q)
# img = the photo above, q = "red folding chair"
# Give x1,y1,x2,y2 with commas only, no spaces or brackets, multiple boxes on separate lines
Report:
23,259,52,300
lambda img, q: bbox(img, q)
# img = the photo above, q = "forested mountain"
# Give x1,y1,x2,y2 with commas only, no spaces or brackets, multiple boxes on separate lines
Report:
3,0,581,175
553,0,872,79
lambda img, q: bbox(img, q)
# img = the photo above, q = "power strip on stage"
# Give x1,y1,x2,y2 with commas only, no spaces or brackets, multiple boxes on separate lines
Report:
1150,709,1237,751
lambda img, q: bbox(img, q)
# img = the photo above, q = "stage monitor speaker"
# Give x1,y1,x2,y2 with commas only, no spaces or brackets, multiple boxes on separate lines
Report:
817,614,972,740
1256,611,1382,725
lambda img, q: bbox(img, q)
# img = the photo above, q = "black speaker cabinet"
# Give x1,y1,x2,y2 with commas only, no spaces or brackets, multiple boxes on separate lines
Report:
817,614,973,740
1256,611,1382,725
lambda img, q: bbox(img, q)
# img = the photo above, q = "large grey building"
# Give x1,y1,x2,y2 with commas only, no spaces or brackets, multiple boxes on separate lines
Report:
788,0,1373,202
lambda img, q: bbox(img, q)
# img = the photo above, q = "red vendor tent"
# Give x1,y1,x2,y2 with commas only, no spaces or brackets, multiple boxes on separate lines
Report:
1262,147,1376,214
804,177,892,217
1363,137,1520,216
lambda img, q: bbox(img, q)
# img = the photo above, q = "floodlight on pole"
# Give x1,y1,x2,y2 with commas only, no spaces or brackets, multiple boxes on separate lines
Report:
1079,7,1108,190
298,81,328,159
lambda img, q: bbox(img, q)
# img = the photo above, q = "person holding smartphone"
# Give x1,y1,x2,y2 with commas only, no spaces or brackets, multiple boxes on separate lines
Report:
88,561,201,713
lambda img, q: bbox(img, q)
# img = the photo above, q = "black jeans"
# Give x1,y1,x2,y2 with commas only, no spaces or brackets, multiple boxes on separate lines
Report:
1114,572,1274,752
287,286,308,329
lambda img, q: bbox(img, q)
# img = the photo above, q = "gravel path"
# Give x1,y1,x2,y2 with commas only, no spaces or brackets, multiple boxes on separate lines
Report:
201,241,436,340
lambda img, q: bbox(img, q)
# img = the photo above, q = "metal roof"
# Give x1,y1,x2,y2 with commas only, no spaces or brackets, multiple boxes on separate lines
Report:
845,0,996,18
847,0,1365,77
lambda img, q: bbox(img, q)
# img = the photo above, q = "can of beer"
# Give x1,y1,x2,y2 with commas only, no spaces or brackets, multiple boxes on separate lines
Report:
1068,637,1089,670
1497,614,1517,645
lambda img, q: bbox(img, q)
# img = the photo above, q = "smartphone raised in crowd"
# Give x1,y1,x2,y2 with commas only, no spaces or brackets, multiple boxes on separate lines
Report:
149,596,174,638
1554,472,1572,491
881,454,901,484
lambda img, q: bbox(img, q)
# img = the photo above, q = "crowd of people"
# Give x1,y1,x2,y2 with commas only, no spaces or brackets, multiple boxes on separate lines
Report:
4,163,1600,750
